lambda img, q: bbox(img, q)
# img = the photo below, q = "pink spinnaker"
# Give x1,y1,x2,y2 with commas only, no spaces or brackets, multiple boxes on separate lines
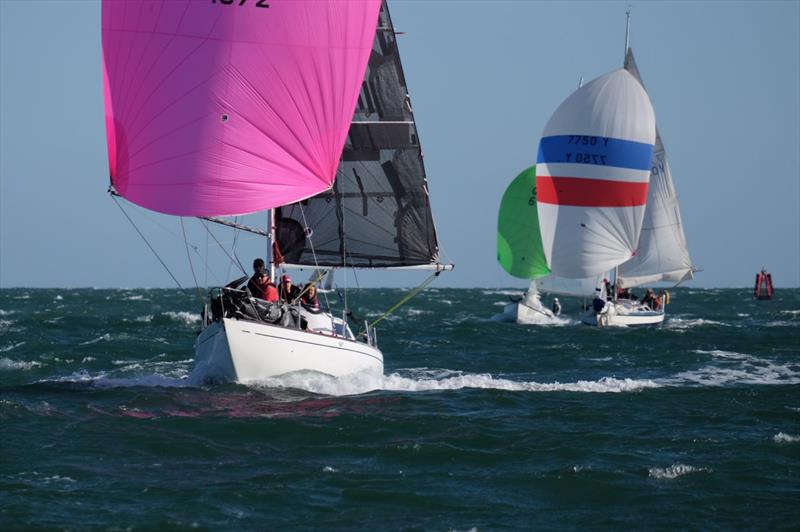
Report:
102,0,381,217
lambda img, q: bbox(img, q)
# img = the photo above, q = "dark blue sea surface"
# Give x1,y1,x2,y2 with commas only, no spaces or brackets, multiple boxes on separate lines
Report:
1,287,799,529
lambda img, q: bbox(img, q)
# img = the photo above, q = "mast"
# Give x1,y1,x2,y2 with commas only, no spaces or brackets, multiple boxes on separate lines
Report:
624,7,631,60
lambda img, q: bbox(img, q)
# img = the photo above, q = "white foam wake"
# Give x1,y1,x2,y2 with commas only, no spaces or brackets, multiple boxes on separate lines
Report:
664,317,732,330
0,357,42,371
648,464,711,479
163,311,201,325
47,370,191,389
671,350,800,386
773,432,800,443
246,369,662,397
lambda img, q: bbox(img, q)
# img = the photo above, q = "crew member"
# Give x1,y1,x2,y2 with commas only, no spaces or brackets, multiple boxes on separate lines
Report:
278,274,302,304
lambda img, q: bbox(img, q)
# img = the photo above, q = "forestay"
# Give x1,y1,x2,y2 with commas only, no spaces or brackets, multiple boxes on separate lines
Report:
536,69,656,278
275,1,440,268
617,49,693,288
497,166,551,279
102,0,380,217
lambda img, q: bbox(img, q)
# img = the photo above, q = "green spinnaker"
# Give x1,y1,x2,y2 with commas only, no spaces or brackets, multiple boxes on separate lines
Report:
497,165,551,279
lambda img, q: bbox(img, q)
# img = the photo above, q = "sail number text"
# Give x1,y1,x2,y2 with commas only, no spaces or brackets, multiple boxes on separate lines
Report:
566,135,609,147
211,0,270,7
564,135,609,165
564,152,607,165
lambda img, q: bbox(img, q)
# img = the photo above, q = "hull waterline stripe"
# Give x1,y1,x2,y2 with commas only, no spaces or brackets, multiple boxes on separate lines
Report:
536,176,648,207
537,135,654,171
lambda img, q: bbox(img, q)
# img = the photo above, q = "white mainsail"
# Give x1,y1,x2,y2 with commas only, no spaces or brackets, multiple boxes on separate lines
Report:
617,49,693,288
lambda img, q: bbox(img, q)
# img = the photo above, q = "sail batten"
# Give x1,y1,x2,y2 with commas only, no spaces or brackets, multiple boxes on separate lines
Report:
102,0,382,217
275,1,441,269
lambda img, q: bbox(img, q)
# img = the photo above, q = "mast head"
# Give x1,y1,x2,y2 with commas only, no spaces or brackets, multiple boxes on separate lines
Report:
624,6,632,61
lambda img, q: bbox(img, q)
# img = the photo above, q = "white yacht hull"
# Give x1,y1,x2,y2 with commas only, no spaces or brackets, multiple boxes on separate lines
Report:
503,301,558,324
192,315,383,384
580,300,665,327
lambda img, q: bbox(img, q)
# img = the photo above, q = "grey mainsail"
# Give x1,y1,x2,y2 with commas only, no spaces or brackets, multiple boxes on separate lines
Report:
276,1,440,268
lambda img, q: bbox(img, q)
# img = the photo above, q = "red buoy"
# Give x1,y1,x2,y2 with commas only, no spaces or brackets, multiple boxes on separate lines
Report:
754,268,774,300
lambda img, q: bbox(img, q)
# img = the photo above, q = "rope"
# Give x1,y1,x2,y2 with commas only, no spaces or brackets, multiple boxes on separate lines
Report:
180,218,203,299
363,271,440,332
112,195,183,290
199,220,247,277
225,216,241,281
298,204,332,310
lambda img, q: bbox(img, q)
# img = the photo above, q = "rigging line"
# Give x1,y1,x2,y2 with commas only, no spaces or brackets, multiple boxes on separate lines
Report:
298,204,332,310
199,220,248,277
362,271,440,332
225,216,241,281
111,194,184,290
181,218,203,299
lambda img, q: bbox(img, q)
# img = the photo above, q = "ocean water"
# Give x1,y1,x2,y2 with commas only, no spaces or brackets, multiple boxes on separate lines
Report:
1,287,798,529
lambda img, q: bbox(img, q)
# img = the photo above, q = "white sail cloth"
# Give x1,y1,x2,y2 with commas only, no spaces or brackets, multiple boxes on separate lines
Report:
536,69,656,279
535,275,605,298
617,50,693,288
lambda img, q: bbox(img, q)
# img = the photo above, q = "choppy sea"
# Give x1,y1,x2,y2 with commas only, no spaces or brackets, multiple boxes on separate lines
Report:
1,287,798,529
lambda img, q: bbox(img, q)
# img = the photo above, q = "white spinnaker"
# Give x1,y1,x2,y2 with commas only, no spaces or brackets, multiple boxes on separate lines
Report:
536,69,656,279
618,49,693,288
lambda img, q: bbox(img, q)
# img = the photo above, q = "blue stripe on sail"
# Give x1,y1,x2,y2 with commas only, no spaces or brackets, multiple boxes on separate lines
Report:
537,135,653,171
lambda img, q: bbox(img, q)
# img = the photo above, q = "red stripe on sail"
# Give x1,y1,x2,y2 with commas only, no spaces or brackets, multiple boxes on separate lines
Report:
537,176,649,207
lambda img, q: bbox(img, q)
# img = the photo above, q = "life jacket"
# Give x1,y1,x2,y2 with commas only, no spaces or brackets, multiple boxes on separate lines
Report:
264,283,278,302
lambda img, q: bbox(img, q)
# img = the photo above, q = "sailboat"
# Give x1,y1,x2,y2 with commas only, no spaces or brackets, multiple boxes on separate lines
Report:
535,62,657,327
102,0,450,383
575,27,694,326
497,166,569,324
497,166,554,323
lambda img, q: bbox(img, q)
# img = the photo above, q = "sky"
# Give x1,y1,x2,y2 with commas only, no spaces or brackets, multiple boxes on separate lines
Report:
1,0,798,289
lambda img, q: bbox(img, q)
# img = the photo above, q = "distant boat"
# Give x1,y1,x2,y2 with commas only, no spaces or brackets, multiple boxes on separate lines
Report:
544,15,693,327
535,63,658,327
617,49,695,287
496,166,558,323
497,166,600,323
754,268,774,300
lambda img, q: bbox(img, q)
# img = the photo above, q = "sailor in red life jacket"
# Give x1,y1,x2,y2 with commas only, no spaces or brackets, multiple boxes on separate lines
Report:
301,284,320,310
255,272,279,302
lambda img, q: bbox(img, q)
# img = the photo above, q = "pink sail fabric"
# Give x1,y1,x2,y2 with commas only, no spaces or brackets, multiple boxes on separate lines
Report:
102,0,381,217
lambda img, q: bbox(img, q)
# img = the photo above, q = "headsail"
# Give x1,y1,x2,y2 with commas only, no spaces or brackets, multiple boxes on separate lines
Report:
536,275,605,298
102,0,381,217
275,1,440,268
536,69,656,278
617,49,693,287
497,166,550,279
